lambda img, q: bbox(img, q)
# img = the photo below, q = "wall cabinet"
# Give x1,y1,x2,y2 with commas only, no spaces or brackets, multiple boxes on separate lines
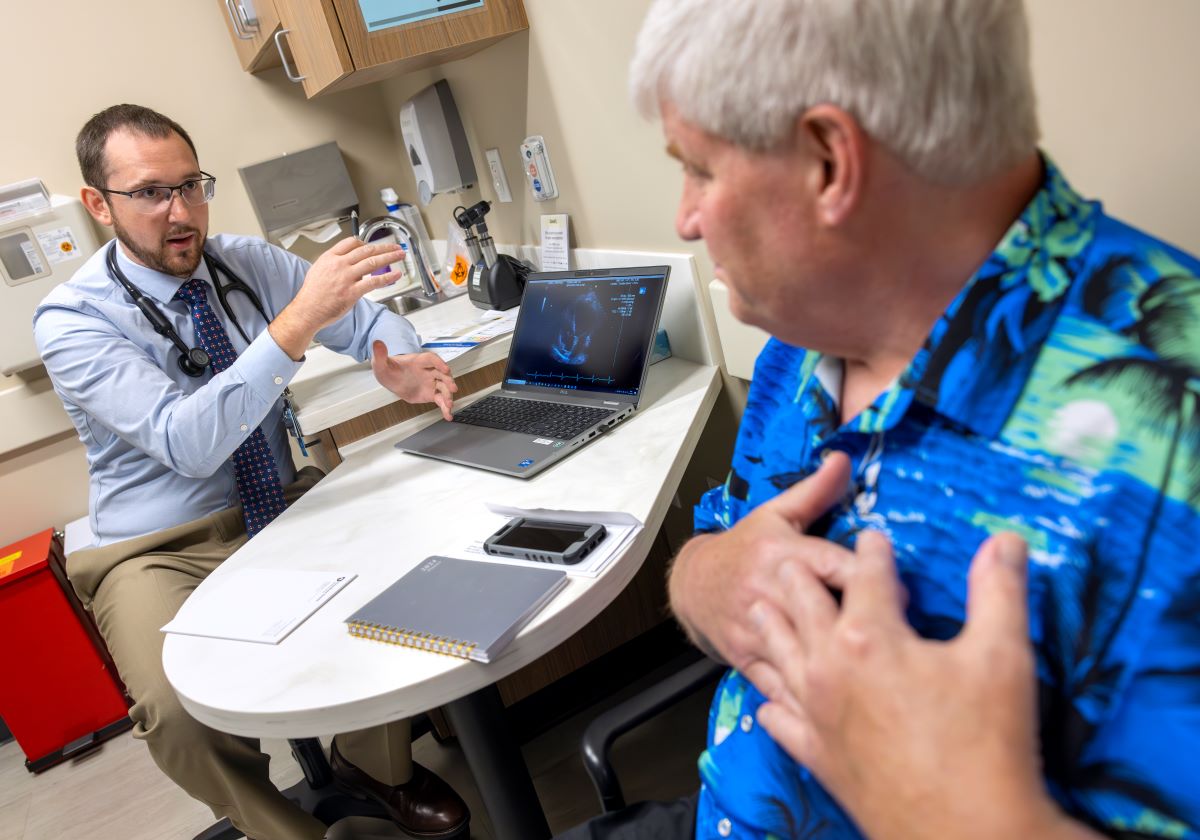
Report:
217,0,283,72
220,0,528,99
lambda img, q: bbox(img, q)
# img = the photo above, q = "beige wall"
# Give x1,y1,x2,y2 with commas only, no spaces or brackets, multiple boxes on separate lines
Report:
376,1,699,258
0,1,407,236
2,0,1198,547
1029,1,1200,253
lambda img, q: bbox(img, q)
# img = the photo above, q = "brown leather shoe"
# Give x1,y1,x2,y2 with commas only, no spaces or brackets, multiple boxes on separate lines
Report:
330,741,470,838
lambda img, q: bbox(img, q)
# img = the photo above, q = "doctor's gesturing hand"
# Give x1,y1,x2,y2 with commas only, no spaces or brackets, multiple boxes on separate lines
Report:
371,341,457,422
668,453,855,689
268,236,406,359
752,531,1103,840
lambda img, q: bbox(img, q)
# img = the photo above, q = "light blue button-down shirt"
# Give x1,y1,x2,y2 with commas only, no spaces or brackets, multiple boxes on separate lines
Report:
34,233,420,547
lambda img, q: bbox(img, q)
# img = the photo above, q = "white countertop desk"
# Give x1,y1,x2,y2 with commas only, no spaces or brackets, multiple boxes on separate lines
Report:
162,356,721,839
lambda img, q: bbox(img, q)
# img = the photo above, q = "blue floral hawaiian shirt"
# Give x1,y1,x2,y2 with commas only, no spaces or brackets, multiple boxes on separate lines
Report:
693,159,1200,839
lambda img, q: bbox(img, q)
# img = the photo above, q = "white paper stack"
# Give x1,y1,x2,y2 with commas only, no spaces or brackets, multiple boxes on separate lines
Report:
161,569,357,645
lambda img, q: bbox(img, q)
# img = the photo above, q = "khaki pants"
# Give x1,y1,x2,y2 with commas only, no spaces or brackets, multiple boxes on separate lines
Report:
68,468,412,840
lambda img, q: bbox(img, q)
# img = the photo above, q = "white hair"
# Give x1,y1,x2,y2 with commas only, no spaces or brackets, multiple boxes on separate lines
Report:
630,0,1039,184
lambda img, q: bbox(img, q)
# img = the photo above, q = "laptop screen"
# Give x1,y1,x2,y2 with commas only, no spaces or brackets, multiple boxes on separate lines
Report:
503,269,669,399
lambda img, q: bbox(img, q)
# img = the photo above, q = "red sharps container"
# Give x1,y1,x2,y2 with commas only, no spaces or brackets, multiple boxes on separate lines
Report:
0,528,131,772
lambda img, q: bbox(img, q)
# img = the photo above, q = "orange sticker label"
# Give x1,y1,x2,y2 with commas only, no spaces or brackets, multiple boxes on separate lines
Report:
450,255,470,286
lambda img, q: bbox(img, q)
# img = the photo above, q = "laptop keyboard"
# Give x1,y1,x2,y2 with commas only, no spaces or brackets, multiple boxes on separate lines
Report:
454,396,616,439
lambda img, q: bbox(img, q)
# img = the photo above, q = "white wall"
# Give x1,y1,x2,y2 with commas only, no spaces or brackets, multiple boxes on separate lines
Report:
1,0,1197,547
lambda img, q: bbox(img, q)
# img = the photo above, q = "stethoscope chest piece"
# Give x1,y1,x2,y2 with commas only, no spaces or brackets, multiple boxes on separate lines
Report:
180,346,211,377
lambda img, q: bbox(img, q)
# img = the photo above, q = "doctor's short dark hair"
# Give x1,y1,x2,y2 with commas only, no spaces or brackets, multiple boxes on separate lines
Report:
76,104,199,190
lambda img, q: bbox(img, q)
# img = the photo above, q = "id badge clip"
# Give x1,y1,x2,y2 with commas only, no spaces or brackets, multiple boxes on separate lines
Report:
281,388,309,457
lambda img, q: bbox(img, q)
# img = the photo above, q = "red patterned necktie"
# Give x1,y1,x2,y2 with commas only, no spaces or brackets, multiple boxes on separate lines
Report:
175,278,287,537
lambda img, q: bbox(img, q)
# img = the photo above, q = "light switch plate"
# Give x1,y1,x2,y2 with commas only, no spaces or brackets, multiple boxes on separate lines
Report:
484,148,513,203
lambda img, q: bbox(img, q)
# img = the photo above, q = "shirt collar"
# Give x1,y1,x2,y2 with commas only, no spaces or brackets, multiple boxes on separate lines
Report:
111,240,214,306
801,155,1098,440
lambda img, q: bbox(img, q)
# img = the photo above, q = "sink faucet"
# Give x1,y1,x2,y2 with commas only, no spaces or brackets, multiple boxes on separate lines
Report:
356,216,440,298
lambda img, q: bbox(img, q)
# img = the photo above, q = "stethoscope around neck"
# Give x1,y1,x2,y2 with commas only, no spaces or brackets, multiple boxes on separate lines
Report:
105,240,269,378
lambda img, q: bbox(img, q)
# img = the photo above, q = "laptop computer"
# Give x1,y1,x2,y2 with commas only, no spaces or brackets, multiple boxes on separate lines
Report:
396,266,670,478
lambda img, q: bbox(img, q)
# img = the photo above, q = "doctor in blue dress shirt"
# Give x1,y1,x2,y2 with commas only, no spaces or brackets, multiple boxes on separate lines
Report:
33,104,469,840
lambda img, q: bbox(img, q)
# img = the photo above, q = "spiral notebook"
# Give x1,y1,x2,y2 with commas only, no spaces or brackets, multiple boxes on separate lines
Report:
345,556,567,663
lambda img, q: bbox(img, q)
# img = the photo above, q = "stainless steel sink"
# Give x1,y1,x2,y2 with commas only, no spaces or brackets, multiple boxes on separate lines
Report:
384,290,448,315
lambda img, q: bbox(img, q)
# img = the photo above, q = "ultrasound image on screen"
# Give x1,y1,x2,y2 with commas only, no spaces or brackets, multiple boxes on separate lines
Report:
505,273,666,397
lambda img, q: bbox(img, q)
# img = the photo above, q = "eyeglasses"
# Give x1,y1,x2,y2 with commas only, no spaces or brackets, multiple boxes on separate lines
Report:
100,172,217,214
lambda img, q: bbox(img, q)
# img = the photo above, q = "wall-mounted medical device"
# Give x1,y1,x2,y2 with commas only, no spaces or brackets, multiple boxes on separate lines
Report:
238,141,358,244
519,135,558,201
0,179,100,375
399,79,478,206
454,199,532,310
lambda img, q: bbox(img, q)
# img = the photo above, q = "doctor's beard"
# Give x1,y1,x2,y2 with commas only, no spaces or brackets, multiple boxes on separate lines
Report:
111,217,205,279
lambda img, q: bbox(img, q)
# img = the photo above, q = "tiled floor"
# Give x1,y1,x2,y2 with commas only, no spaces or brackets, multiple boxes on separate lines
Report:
0,661,713,839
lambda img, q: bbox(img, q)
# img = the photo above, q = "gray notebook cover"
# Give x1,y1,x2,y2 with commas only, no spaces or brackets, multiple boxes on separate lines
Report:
345,556,568,663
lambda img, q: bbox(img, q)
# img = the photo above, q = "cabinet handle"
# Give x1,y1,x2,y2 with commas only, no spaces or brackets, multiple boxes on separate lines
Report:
274,29,306,83
238,0,261,28
225,0,255,39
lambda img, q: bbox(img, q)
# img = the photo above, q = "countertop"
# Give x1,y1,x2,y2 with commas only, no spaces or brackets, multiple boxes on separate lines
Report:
163,357,721,737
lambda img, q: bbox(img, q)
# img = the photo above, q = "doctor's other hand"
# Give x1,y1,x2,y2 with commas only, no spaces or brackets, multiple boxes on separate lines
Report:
371,342,457,421
270,237,406,359
667,452,854,687
754,532,1096,840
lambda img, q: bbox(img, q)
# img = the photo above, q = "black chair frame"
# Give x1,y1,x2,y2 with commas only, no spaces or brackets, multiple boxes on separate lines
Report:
580,656,725,813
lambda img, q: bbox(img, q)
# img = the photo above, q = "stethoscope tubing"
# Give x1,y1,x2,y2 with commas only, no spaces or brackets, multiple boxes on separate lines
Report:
105,240,269,376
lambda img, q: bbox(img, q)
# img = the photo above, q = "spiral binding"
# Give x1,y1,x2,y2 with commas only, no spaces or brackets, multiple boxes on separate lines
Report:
347,620,478,660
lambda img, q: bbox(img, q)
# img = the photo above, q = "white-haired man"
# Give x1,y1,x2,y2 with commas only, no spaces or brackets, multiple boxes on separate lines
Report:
556,1,1199,839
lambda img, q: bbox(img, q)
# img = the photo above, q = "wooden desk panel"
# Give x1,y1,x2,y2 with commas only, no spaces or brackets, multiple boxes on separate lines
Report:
309,359,508,469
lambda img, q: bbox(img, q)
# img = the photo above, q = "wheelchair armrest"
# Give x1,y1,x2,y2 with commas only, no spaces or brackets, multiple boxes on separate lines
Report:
580,655,726,813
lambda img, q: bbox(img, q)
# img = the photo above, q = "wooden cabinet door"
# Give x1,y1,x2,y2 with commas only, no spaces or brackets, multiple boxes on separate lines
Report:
328,0,528,85
273,0,355,98
216,0,283,72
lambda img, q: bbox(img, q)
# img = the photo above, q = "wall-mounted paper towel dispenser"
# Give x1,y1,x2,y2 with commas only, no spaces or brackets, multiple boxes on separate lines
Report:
237,142,358,245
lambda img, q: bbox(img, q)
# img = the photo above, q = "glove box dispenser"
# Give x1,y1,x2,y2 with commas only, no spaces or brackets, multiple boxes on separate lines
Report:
0,179,100,375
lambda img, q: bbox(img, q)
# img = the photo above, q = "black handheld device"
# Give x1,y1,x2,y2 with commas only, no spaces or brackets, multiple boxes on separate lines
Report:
483,518,607,565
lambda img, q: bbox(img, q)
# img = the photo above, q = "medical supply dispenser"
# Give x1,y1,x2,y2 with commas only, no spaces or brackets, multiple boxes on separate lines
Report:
399,80,477,205
0,529,132,773
238,142,359,245
0,180,100,375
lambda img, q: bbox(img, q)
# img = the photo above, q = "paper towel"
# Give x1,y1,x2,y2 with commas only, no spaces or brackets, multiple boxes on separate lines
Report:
280,218,344,249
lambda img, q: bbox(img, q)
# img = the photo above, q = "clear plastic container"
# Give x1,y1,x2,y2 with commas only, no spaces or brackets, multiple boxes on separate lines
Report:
380,188,455,295
362,225,411,291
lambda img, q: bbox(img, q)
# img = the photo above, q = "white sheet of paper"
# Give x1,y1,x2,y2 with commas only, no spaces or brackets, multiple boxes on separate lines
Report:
161,569,356,645
422,309,519,361
540,214,569,271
